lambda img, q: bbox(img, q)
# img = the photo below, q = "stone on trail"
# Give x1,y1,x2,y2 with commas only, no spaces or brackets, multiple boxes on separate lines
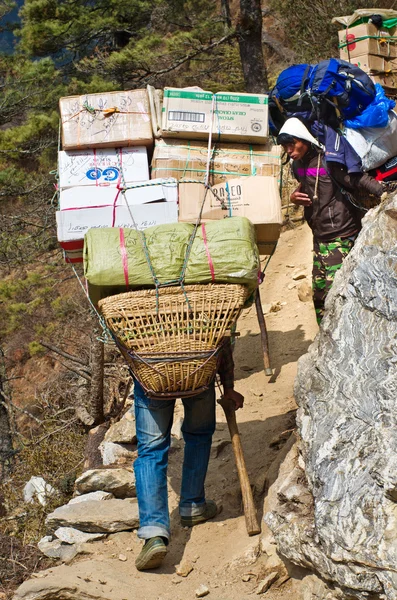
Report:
195,584,210,597
46,498,139,533
37,537,80,562
74,467,136,498
175,559,194,577
54,526,106,544
291,269,306,280
255,571,279,594
99,441,136,466
104,418,137,444
297,280,312,302
68,491,114,504
265,197,397,598
13,559,134,600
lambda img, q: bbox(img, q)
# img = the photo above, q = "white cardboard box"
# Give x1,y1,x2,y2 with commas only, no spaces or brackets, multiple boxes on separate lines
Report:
56,202,178,245
59,178,178,210
58,147,149,188
161,88,269,142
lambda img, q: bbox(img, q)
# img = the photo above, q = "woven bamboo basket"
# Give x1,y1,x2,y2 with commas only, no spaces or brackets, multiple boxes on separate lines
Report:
98,283,249,398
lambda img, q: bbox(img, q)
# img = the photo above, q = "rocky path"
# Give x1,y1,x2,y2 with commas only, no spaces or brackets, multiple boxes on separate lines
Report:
14,223,318,600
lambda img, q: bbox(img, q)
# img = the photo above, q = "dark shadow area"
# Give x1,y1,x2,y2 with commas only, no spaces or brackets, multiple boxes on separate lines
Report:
158,409,297,569
234,325,313,382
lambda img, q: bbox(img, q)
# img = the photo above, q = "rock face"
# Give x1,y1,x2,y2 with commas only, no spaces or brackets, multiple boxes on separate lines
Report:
265,197,397,599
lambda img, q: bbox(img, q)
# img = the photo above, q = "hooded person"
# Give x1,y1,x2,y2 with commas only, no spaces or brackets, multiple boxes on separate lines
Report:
277,117,385,324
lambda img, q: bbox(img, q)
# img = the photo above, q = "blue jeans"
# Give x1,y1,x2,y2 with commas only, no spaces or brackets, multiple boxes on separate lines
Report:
133,380,216,541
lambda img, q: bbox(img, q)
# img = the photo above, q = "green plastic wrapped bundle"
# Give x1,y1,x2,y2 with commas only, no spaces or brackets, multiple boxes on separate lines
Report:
84,216,260,304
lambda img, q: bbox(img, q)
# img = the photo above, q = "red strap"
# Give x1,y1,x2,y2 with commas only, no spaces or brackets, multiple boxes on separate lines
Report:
201,223,215,281
375,165,397,181
111,185,122,226
119,228,129,289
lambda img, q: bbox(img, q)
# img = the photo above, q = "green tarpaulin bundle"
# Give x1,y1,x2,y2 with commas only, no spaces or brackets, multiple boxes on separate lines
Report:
84,216,260,305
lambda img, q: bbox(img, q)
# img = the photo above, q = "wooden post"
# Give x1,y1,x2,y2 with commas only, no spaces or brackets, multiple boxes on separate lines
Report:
255,287,272,376
218,396,261,536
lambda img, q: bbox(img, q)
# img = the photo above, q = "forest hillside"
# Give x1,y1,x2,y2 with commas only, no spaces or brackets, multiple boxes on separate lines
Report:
1,1,396,597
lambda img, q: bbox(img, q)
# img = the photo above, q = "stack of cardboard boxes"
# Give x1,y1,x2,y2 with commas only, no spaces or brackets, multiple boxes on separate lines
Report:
56,90,178,262
337,20,397,91
56,86,282,264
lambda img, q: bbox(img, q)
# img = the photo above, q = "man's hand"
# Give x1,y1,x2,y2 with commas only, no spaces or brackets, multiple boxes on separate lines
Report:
223,388,244,411
291,183,312,206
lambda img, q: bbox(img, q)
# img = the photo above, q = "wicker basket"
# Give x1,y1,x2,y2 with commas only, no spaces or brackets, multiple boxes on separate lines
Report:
98,284,249,398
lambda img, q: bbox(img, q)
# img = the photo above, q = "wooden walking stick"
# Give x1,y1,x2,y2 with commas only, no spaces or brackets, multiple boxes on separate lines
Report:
255,287,273,376
218,395,261,536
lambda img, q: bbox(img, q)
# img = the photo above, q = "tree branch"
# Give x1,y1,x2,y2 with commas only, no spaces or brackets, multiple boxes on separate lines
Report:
39,340,89,369
141,31,236,84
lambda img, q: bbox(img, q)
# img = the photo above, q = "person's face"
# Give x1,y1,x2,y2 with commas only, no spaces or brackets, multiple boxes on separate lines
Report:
282,138,310,160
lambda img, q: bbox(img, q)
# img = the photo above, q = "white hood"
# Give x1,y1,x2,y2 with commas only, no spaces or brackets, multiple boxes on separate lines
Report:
279,118,324,150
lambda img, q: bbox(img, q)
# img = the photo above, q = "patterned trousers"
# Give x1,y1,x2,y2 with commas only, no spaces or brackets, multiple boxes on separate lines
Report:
312,237,355,324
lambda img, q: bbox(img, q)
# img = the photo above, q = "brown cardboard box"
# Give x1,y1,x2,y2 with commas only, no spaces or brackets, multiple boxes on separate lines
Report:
161,88,269,143
178,176,282,254
338,23,397,60
371,72,397,88
151,138,282,184
60,90,153,150
350,54,397,73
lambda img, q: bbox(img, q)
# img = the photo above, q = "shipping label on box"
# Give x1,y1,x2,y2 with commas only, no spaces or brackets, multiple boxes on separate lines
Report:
339,23,397,60
58,147,149,188
161,89,269,143
178,176,282,252
59,178,178,211
56,202,178,244
59,89,153,150
151,139,281,184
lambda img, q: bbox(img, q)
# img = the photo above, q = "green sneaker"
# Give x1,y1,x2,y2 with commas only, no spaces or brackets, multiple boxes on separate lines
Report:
135,537,167,571
180,500,219,528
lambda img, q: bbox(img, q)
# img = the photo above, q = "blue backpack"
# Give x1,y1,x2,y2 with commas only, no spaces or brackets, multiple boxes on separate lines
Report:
273,64,315,102
308,58,376,120
269,58,376,133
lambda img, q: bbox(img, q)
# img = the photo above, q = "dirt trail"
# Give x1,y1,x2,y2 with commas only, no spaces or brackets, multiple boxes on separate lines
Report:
17,223,318,600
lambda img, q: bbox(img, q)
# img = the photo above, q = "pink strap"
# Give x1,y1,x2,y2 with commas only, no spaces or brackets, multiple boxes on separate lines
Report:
119,228,129,289
111,185,122,227
201,223,215,281
63,203,113,211
93,149,98,187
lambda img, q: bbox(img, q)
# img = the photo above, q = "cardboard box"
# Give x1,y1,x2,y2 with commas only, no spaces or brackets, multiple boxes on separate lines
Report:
350,54,397,73
56,202,178,245
59,90,153,150
58,147,149,188
151,138,281,184
338,23,397,60
371,72,397,88
178,176,282,254
161,89,269,143
59,178,178,211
